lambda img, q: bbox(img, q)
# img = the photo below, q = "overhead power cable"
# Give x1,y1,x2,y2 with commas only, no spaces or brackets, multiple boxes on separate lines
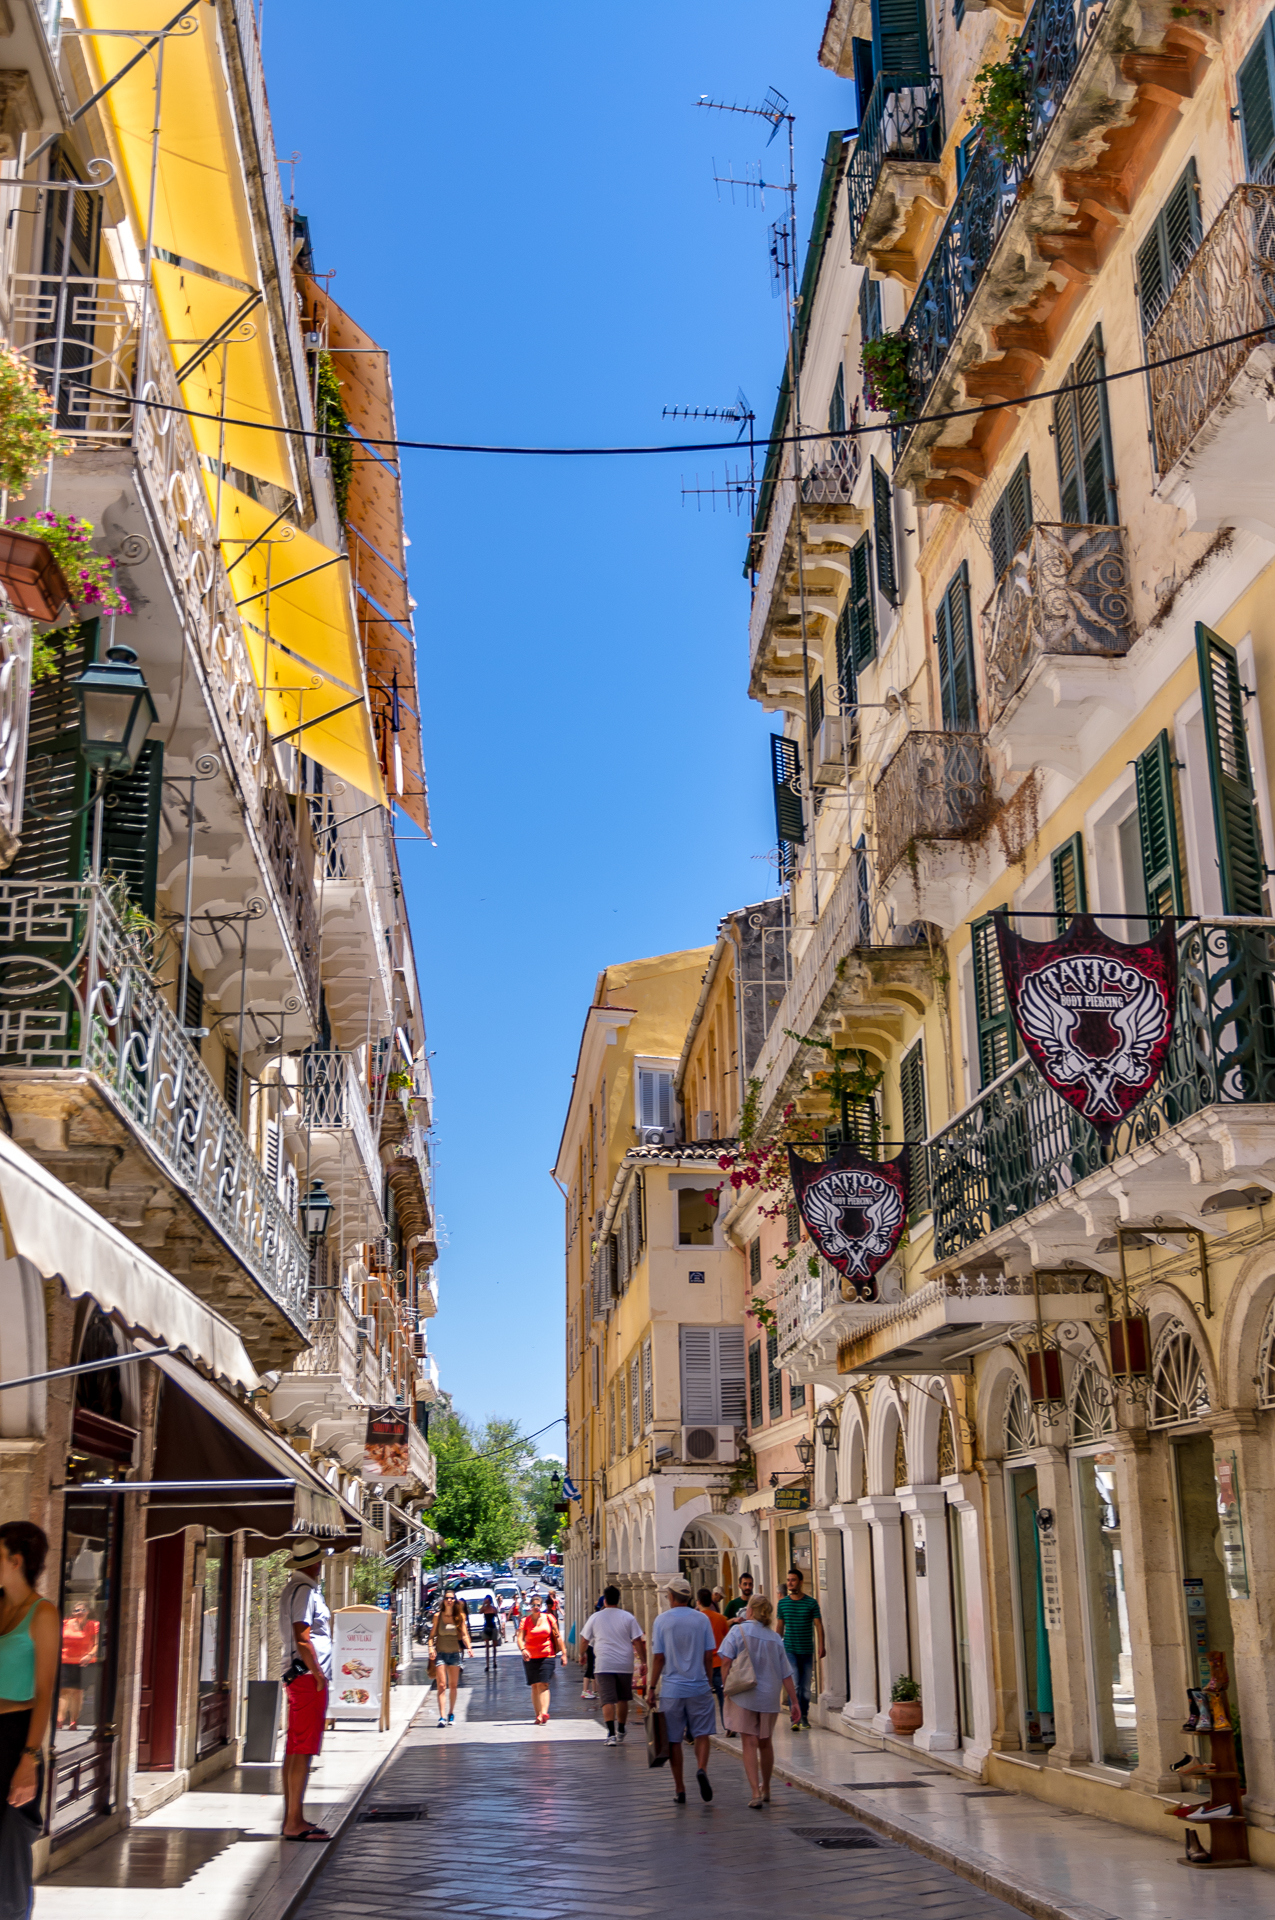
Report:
73,319,1275,458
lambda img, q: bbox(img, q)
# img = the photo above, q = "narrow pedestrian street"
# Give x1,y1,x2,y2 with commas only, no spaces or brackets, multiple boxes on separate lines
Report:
294,1648,1024,1920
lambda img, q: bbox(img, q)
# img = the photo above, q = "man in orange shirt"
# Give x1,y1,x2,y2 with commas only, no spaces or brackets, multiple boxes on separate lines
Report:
697,1586,731,1731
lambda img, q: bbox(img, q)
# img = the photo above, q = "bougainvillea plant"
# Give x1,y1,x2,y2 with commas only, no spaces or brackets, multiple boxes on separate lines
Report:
861,332,914,421
0,347,66,497
968,53,1033,165
10,510,132,682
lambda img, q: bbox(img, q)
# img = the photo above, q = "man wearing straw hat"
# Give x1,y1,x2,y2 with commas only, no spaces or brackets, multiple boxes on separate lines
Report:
278,1536,333,1841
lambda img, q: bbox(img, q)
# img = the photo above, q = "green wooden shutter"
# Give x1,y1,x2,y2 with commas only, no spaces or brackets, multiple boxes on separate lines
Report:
100,740,164,920
766,1329,783,1418
859,273,882,346
872,0,930,73
9,625,94,884
1051,833,1088,933
936,562,977,730
835,597,855,705
809,675,825,738
771,735,805,844
748,1339,763,1427
1054,328,1116,524
852,37,876,116
850,532,876,672
1196,623,1267,915
872,459,897,605
1239,23,1275,179
972,914,1017,1086
828,365,846,436
1135,730,1186,922
989,457,1032,581
1136,160,1201,332
900,1038,929,1217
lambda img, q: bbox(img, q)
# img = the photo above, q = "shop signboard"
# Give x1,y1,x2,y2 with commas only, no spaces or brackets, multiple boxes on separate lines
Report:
774,1486,810,1512
1035,1507,1064,1631
362,1406,411,1487
331,1605,392,1729
787,1144,909,1300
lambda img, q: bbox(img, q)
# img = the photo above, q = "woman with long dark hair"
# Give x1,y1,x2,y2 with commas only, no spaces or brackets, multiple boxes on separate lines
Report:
427,1590,470,1727
0,1522,59,1908
515,1591,565,1725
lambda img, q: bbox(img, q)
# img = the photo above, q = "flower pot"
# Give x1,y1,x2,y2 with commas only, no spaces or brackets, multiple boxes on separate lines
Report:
889,1699,923,1733
1015,173,1034,202
0,529,72,621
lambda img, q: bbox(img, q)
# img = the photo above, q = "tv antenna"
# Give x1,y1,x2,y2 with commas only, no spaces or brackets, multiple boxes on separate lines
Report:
697,84,820,917
665,391,757,515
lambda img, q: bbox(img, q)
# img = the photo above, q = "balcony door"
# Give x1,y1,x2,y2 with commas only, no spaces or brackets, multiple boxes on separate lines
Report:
1054,328,1117,525
871,0,930,74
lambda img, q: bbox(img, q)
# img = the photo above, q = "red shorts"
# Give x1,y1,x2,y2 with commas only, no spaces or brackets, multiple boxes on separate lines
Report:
285,1673,328,1756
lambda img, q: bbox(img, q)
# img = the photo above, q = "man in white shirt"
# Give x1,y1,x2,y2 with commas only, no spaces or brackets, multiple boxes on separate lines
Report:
579,1585,646,1745
277,1537,333,1841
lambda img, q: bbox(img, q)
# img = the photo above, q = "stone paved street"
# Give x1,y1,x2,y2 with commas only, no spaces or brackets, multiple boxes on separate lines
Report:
295,1647,1024,1920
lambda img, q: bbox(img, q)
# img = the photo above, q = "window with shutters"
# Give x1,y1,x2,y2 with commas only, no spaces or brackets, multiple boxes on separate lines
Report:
790,1378,807,1410
223,1049,241,1122
618,1370,627,1453
828,364,846,436
1136,160,1201,333
859,272,882,346
680,1326,747,1426
636,1068,674,1134
900,1039,929,1218
872,460,898,606
642,1338,653,1429
265,1120,281,1193
771,734,805,845
748,1340,763,1427
852,37,875,120
1240,19,1275,180
749,1238,761,1287
1135,731,1187,924
608,1384,616,1461
631,1355,641,1440
1197,624,1268,915
591,1343,601,1411
809,674,825,740
872,0,931,76
955,129,981,184
628,1179,644,1263
1054,327,1116,525
767,1330,783,1419
971,914,1017,1087
935,562,978,731
786,1201,800,1245
837,535,876,701
1051,833,1088,933
989,457,1033,582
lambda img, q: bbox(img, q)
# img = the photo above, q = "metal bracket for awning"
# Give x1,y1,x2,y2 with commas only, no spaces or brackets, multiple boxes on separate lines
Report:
0,1346,173,1392
269,696,364,748
59,1477,293,1495
27,0,204,170
237,555,345,607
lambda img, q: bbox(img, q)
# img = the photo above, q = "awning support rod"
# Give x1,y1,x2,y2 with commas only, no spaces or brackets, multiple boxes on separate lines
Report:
67,1478,294,1493
269,696,364,747
26,0,204,169
0,1346,173,1392
237,555,345,606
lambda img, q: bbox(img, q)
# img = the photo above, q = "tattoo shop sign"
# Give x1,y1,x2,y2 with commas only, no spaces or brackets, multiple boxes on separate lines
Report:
788,1144,909,1301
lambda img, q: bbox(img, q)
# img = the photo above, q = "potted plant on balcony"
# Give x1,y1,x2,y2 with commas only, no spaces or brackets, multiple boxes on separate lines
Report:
5,511,132,680
862,332,914,423
0,347,66,498
889,1672,923,1732
968,51,1033,172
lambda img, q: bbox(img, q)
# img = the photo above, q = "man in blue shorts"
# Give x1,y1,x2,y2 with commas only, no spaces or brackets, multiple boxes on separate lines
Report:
649,1575,717,1806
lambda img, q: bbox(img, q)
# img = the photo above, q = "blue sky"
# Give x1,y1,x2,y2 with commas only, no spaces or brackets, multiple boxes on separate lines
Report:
266,3,852,1439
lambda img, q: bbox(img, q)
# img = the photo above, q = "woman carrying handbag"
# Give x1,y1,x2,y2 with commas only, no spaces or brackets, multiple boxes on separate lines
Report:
718,1594,799,1809
516,1592,566,1725
427,1592,471,1727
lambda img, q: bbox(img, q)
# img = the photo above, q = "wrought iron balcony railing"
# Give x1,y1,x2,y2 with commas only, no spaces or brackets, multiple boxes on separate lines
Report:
802,433,862,506
1147,184,1275,475
929,918,1275,1261
981,523,1134,725
875,731,993,883
846,70,944,245
0,879,309,1328
5,269,322,1013
301,1050,381,1201
0,596,32,866
291,1287,361,1396
895,0,1109,455
775,1253,849,1366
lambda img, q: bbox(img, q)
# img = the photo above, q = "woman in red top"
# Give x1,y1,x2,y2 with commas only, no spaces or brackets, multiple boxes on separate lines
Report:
515,1592,565,1724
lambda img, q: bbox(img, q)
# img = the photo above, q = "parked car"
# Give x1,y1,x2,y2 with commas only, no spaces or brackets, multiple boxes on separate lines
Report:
454,1587,500,1638
493,1581,521,1619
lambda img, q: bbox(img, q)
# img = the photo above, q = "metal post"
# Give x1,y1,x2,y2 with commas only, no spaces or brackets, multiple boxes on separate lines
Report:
177,773,196,1032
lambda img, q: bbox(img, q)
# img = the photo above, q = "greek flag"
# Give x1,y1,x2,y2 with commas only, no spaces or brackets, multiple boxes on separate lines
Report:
563,1475,580,1501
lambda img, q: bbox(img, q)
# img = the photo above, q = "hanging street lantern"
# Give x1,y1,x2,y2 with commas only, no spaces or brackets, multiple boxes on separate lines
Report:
301,1178,334,1240
816,1405,841,1452
71,644,156,775
794,1431,815,1470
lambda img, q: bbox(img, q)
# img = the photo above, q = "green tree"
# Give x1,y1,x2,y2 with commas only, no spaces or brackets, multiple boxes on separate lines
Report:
430,1413,529,1563
524,1458,565,1549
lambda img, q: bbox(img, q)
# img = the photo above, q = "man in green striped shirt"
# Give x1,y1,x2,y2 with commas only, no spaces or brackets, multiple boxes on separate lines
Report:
777,1569,824,1729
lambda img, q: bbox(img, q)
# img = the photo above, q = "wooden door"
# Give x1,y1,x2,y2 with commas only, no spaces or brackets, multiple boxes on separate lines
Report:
137,1535,184,1771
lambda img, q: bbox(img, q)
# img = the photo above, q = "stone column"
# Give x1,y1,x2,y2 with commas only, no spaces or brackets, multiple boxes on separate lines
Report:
840,1502,879,1723
813,1508,847,1716
979,1459,1023,1752
948,1475,995,1771
1034,1438,1094,1771
899,1487,959,1751
861,1496,910,1734
1109,1424,1186,1794
1208,1411,1275,1823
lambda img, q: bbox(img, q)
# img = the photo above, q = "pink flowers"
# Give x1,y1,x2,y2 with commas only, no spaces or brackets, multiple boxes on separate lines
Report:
6,509,131,617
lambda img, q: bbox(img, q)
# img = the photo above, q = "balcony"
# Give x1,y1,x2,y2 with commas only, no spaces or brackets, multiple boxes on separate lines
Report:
836,1271,1104,1376
874,731,993,884
775,1252,901,1388
0,880,309,1363
288,1288,361,1400
928,919,1275,1269
846,72,945,282
1147,185,1275,532
408,1421,436,1498
416,1352,441,1402
892,2,1211,500
801,433,862,507
982,523,1134,733
380,1099,432,1242
417,1271,439,1319
5,270,322,1013
299,1050,383,1237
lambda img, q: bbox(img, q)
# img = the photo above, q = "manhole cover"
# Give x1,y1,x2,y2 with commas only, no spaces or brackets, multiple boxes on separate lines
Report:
358,1805,427,1824
789,1826,880,1850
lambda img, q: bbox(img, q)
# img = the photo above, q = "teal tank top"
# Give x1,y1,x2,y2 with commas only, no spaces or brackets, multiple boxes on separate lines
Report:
0,1599,37,1701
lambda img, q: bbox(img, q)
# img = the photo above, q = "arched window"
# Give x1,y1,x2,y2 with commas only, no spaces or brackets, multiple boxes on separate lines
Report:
1068,1359,1115,1445
1004,1380,1034,1457
938,1412,957,1478
1150,1320,1210,1429
1258,1299,1275,1409
892,1418,909,1489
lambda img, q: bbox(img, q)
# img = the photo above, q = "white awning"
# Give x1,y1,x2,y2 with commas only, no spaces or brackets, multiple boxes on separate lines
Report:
0,1131,258,1391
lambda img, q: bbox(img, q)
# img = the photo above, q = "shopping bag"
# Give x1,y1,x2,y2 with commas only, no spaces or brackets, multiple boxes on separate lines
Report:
646,1707,669,1768
723,1632,757,1697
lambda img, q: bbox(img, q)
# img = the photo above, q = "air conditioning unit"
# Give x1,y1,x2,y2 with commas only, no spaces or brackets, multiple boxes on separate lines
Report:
814,714,856,784
641,1127,676,1147
366,1237,392,1273
357,1313,377,1342
411,1332,426,1358
695,1110,714,1141
365,1498,386,1533
680,1425,738,1465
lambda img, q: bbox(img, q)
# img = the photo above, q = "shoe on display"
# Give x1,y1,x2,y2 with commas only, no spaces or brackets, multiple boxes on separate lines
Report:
1169,1755,1195,1771
1194,1805,1235,1822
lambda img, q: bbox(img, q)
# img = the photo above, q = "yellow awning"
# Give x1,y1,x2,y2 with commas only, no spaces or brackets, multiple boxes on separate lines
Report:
79,1,296,496
214,481,385,803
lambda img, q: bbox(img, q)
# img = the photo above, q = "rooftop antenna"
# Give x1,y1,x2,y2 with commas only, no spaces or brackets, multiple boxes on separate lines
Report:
666,391,757,515
697,85,819,918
